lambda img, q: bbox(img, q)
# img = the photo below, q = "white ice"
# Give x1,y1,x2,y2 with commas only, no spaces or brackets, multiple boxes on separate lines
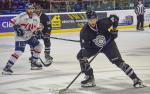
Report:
0,28,150,94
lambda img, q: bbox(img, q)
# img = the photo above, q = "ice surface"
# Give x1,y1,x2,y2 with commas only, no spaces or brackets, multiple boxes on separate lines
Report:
0,28,150,94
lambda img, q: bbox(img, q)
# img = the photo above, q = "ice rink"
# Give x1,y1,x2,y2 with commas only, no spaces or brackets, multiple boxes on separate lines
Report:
0,29,150,94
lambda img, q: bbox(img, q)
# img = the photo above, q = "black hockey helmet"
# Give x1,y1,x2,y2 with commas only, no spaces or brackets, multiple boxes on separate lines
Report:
86,10,97,19
34,4,42,10
34,4,43,14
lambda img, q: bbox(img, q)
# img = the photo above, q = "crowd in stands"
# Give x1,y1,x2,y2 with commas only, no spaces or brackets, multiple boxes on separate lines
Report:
0,0,150,14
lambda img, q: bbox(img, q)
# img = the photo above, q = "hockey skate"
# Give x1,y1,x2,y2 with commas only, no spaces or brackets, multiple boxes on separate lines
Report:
2,65,13,75
133,78,146,88
29,57,42,70
81,75,96,87
44,55,53,67
31,61,42,70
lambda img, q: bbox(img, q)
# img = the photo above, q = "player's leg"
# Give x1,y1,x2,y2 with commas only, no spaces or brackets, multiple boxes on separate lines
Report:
43,33,53,66
27,37,43,70
2,41,26,75
29,45,42,70
29,45,34,63
103,41,145,88
77,49,98,87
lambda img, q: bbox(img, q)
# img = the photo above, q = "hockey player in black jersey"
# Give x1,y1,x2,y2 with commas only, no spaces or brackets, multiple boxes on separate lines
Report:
29,4,53,70
77,10,145,88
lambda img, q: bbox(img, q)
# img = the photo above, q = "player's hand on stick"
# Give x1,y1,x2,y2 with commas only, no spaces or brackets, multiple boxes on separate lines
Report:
110,29,118,39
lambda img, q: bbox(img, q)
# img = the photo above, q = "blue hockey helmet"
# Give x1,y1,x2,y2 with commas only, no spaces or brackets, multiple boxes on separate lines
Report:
25,3,34,10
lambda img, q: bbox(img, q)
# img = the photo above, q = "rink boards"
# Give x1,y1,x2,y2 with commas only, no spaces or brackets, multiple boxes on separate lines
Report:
0,9,150,36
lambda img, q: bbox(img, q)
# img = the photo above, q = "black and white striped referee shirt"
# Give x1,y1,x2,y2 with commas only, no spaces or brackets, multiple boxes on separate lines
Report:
135,4,145,15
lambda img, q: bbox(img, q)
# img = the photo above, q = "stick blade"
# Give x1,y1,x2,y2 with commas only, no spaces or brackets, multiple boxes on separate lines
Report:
58,88,67,94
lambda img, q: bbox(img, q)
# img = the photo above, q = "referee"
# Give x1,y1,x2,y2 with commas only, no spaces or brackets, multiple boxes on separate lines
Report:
135,0,145,31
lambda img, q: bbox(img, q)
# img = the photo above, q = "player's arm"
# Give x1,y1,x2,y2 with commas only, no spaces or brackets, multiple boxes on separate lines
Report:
33,16,44,38
80,27,92,49
41,15,51,34
80,37,91,49
46,15,52,34
33,15,44,33
109,15,119,39
10,14,24,36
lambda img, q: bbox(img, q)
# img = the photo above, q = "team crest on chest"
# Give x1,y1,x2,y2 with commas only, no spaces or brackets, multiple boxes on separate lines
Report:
92,35,106,47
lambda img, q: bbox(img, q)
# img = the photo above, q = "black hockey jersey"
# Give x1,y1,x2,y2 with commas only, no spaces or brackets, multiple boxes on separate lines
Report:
40,13,51,34
80,17,118,49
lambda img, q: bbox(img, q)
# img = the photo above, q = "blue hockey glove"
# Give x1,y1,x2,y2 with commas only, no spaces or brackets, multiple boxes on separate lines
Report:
13,25,24,36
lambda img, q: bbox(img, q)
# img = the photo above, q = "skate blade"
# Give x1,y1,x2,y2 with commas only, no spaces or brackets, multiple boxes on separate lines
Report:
31,62,42,67
43,61,53,67
31,67,42,70
134,85,147,88
81,83,96,88
2,71,12,75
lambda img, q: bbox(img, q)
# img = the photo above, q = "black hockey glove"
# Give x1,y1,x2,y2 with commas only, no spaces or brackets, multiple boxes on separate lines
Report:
13,25,24,36
110,29,118,39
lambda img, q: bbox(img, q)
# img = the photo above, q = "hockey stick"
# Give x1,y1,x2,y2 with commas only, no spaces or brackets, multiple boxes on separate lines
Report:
39,57,52,67
39,57,47,66
39,58,52,67
58,38,112,94
50,36,80,43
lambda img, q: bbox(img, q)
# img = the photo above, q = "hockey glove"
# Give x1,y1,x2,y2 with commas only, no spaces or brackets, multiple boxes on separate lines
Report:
13,25,24,36
110,29,118,39
34,31,43,39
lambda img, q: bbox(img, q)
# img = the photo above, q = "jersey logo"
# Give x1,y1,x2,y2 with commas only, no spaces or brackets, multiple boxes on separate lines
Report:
20,23,37,31
92,35,106,47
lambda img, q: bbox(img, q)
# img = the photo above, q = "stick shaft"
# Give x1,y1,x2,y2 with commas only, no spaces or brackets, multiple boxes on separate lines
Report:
61,38,112,91
50,36,80,42
39,58,46,66
66,72,82,89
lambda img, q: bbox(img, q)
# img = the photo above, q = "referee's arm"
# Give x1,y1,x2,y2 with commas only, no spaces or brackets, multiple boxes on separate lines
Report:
134,6,140,15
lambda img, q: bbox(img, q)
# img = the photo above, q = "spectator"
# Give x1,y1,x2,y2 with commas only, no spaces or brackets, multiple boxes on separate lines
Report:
74,2,82,12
